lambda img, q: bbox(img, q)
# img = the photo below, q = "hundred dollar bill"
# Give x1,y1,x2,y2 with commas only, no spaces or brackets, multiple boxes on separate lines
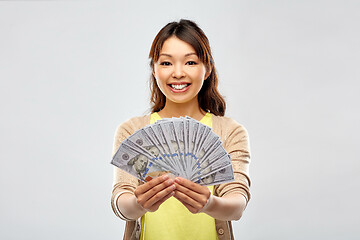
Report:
111,116,234,185
195,165,235,186
192,123,209,158
158,120,187,177
111,140,168,182
181,117,191,174
125,131,177,173
142,125,179,173
193,134,222,169
172,118,189,178
184,117,196,169
150,123,182,174
191,152,231,179
189,118,200,161
190,154,232,180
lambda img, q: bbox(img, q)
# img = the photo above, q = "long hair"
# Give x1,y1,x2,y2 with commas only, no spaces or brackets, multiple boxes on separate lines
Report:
149,19,226,116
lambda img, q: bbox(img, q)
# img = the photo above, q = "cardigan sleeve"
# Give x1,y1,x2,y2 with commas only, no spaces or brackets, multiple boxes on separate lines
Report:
215,118,251,204
110,116,149,220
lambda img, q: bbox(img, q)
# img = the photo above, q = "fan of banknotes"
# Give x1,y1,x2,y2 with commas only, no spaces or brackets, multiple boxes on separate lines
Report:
111,117,234,186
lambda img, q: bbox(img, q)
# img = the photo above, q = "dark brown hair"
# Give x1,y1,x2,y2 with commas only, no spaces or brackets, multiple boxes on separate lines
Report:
149,19,226,116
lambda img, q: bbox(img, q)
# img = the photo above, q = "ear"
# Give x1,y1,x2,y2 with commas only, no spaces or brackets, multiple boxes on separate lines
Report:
128,156,138,165
204,67,212,80
152,64,157,79
204,66,213,80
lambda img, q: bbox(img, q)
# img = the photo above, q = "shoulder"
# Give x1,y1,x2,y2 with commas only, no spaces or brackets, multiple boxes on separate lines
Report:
212,115,241,126
117,115,150,130
212,115,249,140
114,115,151,141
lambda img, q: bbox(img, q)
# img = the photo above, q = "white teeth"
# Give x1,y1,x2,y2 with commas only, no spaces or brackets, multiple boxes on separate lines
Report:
171,84,188,90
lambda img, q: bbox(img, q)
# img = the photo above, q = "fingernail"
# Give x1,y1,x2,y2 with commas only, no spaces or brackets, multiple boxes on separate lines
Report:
163,175,169,181
167,179,174,185
170,184,176,190
175,178,181,183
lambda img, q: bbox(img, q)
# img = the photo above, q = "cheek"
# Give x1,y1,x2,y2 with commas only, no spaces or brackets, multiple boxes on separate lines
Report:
155,72,174,96
190,67,207,81
154,67,170,83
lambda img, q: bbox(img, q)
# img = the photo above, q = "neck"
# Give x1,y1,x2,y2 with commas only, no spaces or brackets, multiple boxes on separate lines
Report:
157,99,206,121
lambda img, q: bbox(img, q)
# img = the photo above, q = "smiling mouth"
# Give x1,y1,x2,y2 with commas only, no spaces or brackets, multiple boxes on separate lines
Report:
169,83,191,90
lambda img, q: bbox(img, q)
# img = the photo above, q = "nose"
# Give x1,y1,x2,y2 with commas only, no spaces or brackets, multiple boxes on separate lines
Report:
172,63,185,79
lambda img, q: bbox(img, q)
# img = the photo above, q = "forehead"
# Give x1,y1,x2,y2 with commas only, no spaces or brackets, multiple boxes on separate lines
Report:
138,155,147,160
160,36,196,56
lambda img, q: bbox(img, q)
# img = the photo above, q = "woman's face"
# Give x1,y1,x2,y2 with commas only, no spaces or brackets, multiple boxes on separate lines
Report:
153,36,209,105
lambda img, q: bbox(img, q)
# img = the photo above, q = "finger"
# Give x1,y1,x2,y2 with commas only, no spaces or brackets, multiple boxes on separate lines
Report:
174,192,202,213
173,189,203,210
174,182,208,206
181,201,199,214
174,177,209,195
143,183,176,210
137,178,174,205
135,174,169,196
147,190,175,212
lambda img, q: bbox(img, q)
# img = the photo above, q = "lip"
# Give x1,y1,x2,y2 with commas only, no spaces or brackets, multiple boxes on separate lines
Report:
168,82,191,85
167,83,191,93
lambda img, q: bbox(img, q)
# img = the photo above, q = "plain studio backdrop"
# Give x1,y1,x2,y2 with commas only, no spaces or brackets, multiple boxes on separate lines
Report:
1,0,359,239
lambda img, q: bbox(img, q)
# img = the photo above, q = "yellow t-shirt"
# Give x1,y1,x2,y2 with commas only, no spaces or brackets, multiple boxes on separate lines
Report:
140,112,218,240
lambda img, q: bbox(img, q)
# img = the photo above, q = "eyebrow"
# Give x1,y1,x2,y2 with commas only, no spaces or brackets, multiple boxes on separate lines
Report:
159,53,197,57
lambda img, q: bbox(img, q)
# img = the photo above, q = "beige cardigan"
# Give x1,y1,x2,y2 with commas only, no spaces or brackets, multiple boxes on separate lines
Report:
111,114,251,240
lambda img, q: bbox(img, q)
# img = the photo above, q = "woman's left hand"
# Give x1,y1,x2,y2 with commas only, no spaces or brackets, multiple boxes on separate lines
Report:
173,177,211,214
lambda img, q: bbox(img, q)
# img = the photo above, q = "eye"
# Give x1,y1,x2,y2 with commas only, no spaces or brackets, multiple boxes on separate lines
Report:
186,61,197,65
160,61,171,66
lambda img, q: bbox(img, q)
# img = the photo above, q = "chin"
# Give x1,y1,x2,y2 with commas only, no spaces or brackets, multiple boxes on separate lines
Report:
166,96,198,105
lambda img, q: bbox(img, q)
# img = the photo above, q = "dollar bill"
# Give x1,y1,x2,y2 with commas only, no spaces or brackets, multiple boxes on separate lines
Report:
111,116,235,185
195,165,235,186
111,140,170,182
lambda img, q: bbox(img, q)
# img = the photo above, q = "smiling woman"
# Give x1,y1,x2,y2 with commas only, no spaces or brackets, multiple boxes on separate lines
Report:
111,19,251,240
153,36,209,109
148,19,226,118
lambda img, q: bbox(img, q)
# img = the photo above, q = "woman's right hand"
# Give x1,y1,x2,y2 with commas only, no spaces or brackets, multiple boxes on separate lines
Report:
134,174,176,212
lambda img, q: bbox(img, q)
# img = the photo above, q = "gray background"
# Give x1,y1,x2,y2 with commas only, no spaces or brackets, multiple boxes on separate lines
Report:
1,0,359,239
